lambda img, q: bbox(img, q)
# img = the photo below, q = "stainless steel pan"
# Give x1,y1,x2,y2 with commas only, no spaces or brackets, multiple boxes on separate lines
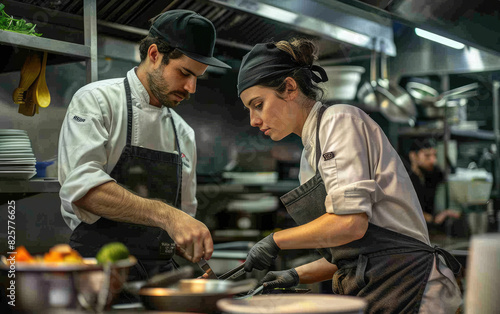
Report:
376,41,416,124
356,39,378,111
139,278,257,312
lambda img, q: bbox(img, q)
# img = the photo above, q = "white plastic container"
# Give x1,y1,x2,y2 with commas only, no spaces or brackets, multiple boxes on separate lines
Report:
465,234,500,314
320,66,365,100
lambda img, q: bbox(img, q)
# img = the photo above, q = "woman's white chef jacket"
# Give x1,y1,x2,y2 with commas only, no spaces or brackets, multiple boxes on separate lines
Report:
58,68,197,231
299,102,462,313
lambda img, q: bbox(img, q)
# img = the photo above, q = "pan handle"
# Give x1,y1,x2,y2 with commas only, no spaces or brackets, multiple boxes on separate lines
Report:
370,38,377,84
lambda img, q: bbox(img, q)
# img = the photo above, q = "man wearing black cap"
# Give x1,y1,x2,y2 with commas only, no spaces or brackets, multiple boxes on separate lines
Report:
58,10,231,282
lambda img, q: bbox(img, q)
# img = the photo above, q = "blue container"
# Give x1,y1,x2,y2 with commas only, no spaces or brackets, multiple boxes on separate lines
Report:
35,161,55,178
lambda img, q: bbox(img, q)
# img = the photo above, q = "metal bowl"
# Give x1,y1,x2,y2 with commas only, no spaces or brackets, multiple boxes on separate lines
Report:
0,256,136,312
139,278,257,312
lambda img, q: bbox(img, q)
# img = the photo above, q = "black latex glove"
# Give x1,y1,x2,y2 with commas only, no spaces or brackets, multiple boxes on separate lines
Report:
260,269,300,290
244,233,280,272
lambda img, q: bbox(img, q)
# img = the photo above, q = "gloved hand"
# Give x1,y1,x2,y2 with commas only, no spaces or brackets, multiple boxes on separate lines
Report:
261,269,300,290
244,233,280,272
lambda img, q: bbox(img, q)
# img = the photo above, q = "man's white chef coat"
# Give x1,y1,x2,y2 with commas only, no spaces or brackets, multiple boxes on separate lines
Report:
58,68,197,231
299,102,462,313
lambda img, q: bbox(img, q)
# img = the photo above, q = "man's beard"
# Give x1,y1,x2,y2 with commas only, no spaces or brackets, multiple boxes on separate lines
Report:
147,65,190,108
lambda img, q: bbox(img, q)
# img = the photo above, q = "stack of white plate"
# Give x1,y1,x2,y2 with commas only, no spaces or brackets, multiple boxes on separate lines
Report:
0,129,36,180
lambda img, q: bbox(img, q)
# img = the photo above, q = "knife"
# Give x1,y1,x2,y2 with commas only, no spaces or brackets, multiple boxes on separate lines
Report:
197,258,218,279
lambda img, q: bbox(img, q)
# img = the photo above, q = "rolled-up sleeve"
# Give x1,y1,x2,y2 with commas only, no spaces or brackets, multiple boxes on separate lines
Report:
58,90,115,227
318,111,385,218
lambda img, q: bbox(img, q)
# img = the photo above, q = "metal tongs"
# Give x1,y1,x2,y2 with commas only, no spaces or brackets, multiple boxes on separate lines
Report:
198,261,247,281
218,262,246,281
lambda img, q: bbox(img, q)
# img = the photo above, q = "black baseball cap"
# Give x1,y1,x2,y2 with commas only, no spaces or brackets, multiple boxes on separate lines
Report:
150,10,231,69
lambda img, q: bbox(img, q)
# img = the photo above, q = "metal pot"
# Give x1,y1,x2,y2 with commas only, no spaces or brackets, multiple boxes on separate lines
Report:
0,256,136,312
139,278,257,312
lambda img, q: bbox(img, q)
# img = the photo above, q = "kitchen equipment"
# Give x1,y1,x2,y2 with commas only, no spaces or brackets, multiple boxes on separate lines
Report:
465,233,500,314
12,51,41,105
321,65,365,101
198,258,218,279
406,81,479,119
356,39,378,110
139,278,257,312
123,265,194,295
375,41,416,124
235,284,264,299
406,81,479,107
33,51,51,109
217,294,367,313
219,262,246,280
0,256,136,312
448,167,493,205
20,79,38,116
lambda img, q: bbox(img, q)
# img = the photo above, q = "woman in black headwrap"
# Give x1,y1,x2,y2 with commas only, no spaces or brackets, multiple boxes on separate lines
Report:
237,38,462,314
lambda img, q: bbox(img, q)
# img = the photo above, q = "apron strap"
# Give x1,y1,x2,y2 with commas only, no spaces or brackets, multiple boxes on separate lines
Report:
315,105,328,173
167,108,183,208
123,77,134,147
433,245,462,274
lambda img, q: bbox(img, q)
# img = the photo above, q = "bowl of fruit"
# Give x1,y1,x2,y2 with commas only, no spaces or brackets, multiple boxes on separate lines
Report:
0,242,136,311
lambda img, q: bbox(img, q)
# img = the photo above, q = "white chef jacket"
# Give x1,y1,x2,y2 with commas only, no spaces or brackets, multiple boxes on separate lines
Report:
300,102,462,312
58,68,198,231
300,101,429,243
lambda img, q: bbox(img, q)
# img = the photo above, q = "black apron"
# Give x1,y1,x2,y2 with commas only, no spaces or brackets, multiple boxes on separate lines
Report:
280,105,461,313
69,77,182,281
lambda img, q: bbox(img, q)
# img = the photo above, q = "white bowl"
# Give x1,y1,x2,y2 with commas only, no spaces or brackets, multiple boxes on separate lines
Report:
320,66,365,100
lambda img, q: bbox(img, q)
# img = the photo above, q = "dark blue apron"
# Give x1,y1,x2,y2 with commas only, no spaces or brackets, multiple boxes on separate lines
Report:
280,105,461,313
69,77,182,281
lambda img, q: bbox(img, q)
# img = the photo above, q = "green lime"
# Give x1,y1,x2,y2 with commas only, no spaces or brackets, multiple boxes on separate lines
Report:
96,242,130,264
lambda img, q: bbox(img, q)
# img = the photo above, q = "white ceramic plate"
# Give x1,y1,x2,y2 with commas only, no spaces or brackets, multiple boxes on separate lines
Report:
0,160,36,165
0,149,33,153
0,166,36,171
217,295,367,314
0,139,31,144
0,158,36,162
0,129,28,135
0,152,35,157
0,171,36,180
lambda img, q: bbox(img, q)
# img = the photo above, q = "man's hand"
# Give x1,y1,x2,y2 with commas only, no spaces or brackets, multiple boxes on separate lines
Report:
260,269,299,290
244,233,280,272
434,209,461,225
167,209,213,263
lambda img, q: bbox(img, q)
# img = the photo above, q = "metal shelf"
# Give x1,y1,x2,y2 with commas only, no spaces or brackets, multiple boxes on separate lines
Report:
1,0,97,81
0,31,90,58
0,178,60,193
399,127,496,141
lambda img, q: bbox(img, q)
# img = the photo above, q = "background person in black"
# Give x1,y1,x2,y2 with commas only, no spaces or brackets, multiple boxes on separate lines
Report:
408,139,461,231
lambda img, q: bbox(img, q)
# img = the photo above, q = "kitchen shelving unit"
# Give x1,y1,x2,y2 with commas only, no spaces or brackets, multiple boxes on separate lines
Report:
0,0,97,194
0,0,97,81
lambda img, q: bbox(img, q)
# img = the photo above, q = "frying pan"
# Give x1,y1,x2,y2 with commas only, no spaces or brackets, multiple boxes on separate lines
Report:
356,39,378,111
139,278,257,312
376,41,416,124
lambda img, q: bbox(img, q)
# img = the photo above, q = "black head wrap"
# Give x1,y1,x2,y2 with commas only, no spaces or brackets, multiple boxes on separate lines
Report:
237,43,329,97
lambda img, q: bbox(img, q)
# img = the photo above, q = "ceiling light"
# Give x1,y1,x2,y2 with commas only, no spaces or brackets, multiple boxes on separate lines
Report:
415,28,465,49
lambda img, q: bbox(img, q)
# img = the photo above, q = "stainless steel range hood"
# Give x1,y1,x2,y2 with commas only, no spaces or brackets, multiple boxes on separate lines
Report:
209,0,396,56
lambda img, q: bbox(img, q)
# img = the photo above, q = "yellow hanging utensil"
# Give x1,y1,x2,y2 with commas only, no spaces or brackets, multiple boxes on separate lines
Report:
12,51,42,105
34,51,51,108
